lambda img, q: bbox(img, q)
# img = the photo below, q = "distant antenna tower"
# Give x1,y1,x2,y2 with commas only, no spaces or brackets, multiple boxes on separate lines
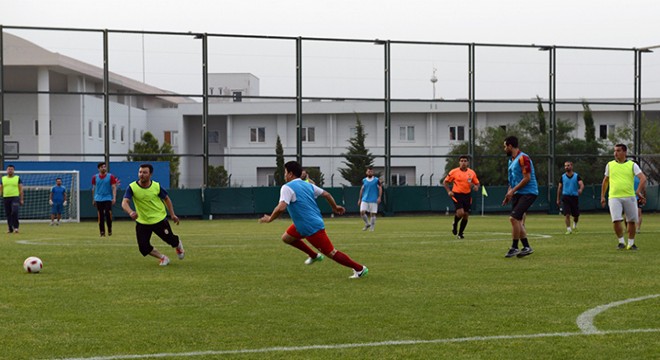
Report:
430,67,438,99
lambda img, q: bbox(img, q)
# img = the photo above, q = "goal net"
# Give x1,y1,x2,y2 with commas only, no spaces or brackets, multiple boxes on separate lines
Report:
0,170,80,223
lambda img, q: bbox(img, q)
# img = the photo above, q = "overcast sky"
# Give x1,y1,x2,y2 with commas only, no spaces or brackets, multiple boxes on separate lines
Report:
2,0,660,99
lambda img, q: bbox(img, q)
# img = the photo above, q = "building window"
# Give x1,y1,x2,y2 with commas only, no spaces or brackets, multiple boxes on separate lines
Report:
98,122,103,139
111,125,116,141
391,173,407,186
208,131,220,144
120,126,125,143
500,125,507,132
266,174,276,186
599,124,615,139
34,120,39,136
164,131,179,146
140,130,144,140
132,128,137,143
399,126,415,141
302,127,315,142
449,125,465,141
250,127,265,143
3,120,10,136
233,91,243,102
88,120,93,138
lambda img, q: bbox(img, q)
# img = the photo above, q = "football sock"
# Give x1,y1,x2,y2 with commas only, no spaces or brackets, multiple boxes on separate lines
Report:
453,216,460,228
459,218,468,235
628,238,635,246
331,250,362,271
289,239,318,258
511,239,519,249
618,237,625,244
370,215,376,227
362,214,369,225
521,238,530,248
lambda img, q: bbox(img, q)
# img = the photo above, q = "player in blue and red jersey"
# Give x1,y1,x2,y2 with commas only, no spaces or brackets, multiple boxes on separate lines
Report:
260,161,368,279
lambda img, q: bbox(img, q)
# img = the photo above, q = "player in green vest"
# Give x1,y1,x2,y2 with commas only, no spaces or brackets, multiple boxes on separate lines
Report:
0,164,24,233
600,144,647,250
121,163,185,266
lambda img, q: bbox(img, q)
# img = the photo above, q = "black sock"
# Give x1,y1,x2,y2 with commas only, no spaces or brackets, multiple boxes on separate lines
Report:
511,239,519,249
521,238,530,248
453,216,459,228
459,218,468,235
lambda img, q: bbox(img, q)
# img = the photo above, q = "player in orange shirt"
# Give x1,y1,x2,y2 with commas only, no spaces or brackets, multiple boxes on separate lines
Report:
444,155,480,239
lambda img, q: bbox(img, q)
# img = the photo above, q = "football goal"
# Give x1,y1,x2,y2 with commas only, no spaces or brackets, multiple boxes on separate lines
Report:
0,170,80,223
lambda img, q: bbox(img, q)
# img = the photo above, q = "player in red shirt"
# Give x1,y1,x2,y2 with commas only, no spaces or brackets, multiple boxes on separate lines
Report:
444,155,480,239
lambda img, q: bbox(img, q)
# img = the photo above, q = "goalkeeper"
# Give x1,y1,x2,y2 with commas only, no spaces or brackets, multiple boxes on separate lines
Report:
49,177,67,226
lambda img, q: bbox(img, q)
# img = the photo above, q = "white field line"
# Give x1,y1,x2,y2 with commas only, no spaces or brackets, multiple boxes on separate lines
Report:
51,328,660,360
576,294,660,334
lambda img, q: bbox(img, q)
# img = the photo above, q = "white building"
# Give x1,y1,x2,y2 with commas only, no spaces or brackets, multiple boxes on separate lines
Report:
3,33,658,188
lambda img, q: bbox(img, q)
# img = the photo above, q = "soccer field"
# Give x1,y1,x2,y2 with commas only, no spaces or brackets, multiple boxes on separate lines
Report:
2,213,659,359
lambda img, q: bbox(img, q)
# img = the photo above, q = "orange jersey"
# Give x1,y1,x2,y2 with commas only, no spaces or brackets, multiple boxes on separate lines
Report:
444,168,479,194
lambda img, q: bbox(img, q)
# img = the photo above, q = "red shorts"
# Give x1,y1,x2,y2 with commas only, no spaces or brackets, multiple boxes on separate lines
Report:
286,224,334,254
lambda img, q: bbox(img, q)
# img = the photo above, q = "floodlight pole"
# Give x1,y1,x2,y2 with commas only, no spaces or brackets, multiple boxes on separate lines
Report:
633,49,642,159
384,40,392,187
103,30,110,168
296,37,303,164
468,44,476,163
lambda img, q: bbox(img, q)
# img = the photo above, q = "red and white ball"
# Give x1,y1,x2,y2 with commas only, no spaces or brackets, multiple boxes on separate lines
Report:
23,256,43,273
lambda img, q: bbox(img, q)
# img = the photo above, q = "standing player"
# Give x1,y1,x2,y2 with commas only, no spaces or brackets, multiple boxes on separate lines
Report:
0,164,24,233
443,155,480,239
121,163,184,266
49,177,67,226
358,167,382,231
600,144,646,250
502,136,538,258
92,162,118,237
260,161,368,279
556,161,584,234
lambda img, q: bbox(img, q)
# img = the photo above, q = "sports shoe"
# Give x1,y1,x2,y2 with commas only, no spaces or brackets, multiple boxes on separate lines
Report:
159,255,170,266
369,226,375,232
627,244,638,251
50,222,55,226
517,247,534,258
100,232,105,237
108,231,112,236
362,224,371,231
564,230,572,235
14,229,19,234
457,234,465,239
452,226,458,236
572,228,579,234
617,243,626,250
176,241,185,260
304,253,324,265
504,248,521,258
349,266,369,279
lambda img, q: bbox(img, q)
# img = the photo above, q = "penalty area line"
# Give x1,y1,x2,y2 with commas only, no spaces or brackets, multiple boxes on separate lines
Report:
51,328,660,360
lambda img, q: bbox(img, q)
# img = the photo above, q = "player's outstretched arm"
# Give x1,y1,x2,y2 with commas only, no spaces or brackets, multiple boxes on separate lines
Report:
322,191,345,215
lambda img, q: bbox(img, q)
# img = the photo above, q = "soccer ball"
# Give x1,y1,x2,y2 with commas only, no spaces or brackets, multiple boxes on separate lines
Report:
23,256,43,273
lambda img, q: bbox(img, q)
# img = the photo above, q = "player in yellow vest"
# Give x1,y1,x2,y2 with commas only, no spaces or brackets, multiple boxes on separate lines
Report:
600,144,647,250
0,164,24,233
121,163,185,266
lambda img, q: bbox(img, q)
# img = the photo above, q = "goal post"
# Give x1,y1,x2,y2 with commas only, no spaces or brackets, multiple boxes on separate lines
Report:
0,170,80,223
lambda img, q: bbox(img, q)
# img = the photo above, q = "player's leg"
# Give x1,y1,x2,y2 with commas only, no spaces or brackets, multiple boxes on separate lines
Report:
608,198,626,249
457,195,471,238
307,230,366,277
11,198,20,233
4,199,13,232
282,224,320,263
359,203,371,230
97,202,106,236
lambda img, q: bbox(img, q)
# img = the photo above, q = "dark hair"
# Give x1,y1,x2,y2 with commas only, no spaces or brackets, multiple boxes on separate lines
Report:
139,163,154,174
6,164,14,169
504,136,519,148
284,161,302,178
459,155,470,161
97,162,106,169
615,143,627,152
56,177,62,181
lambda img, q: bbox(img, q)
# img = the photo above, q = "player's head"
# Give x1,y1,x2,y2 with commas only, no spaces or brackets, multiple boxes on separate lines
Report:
503,136,519,156
6,164,15,175
138,163,153,183
614,143,627,161
366,167,374,177
564,161,573,172
301,170,308,180
97,162,107,173
284,161,303,180
458,155,470,169
56,177,62,185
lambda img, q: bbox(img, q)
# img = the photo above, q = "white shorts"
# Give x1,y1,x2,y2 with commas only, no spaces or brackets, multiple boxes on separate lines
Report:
608,197,638,223
360,202,378,214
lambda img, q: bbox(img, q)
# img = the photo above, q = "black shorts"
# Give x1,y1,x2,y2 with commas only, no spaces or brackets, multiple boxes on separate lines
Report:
561,195,580,217
510,194,537,220
452,193,473,213
135,219,180,256
95,201,113,212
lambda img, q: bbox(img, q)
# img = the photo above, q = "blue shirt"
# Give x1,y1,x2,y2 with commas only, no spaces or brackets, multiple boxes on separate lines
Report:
560,173,581,196
92,173,115,202
508,151,539,195
51,185,66,203
361,177,380,203
280,179,325,237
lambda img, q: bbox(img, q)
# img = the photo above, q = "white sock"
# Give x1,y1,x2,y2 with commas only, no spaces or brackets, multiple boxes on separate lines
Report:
628,238,635,246
566,227,571,232
362,214,369,225
370,215,376,227
618,237,625,244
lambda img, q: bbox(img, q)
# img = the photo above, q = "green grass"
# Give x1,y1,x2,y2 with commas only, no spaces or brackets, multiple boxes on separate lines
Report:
1,213,659,359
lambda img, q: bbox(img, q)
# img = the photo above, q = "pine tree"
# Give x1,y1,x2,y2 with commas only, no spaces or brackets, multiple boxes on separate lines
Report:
274,135,285,186
128,132,180,188
339,115,375,186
